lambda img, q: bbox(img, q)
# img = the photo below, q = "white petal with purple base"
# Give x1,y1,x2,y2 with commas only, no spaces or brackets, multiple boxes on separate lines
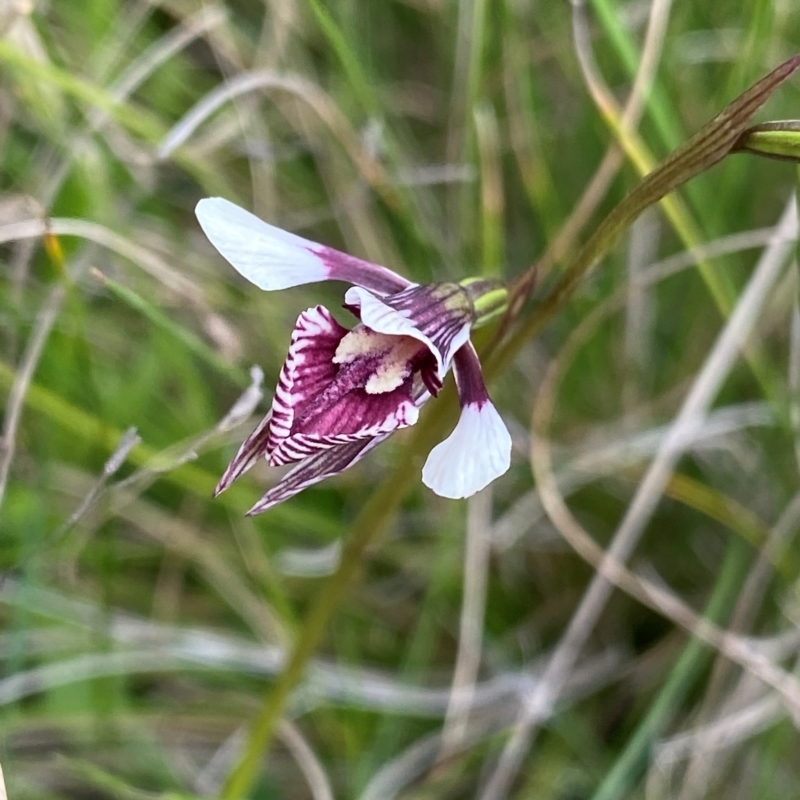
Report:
422,343,511,498
421,401,511,499
196,198,409,295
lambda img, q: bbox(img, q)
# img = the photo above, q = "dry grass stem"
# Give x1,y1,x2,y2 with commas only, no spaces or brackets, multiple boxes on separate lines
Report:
480,197,799,799
440,488,493,756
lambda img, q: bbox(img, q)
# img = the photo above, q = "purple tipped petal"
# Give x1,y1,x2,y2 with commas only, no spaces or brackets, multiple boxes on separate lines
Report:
344,284,474,378
215,411,273,496
247,435,388,516
421,344,511,498
196,198,409,295
267,305,419,466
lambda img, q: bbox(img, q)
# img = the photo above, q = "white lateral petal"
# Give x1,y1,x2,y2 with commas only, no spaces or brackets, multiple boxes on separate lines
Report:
421,402,511,499
196,197,327,290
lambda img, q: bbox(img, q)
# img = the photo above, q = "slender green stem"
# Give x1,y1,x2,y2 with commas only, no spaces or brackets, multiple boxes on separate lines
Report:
504,54,800,361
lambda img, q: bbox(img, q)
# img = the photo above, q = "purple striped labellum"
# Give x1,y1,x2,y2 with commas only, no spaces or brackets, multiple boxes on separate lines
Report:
197,197,512,515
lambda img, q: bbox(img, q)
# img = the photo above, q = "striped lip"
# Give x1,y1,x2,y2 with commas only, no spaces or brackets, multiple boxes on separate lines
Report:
264,304,422,467
259,282,478,468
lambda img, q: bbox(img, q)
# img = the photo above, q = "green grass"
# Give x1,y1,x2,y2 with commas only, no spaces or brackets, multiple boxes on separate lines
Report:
2,1,800,799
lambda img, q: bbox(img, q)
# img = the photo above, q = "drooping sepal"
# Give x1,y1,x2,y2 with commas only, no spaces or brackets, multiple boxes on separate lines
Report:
247,436,388,515
214,411,272,496
421,344,511,498
196,198,410,295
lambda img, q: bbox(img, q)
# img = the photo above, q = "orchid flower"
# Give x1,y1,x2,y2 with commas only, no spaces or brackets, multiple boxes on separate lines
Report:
197,197,512,515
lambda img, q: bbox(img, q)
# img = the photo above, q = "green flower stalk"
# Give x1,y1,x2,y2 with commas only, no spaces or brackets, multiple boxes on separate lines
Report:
733,120,800,163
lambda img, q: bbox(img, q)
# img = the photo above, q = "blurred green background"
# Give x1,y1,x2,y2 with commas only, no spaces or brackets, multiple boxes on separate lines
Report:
2,0,800,798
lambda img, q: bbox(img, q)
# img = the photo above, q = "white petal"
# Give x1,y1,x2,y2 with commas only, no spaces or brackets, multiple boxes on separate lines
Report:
421,402,511,499
196,197,327,290
196,198,411,294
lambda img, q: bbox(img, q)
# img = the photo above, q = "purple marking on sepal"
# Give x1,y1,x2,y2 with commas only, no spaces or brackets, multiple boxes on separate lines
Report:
246,435,389,515
383,285,474,369
214,411,273,496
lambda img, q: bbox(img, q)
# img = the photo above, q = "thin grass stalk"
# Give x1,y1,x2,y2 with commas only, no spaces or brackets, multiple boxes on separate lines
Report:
474,101,504,278
477,196,799,800
299,0,441,261
588,0,685,155
440,489,493,756
499,54,800,375
570,0,770,393
447,0,489,242
277,720,335,800
675,490,800,798
0,360,338,536
500,0,674,328
589,539,751,800
0,283,66,514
